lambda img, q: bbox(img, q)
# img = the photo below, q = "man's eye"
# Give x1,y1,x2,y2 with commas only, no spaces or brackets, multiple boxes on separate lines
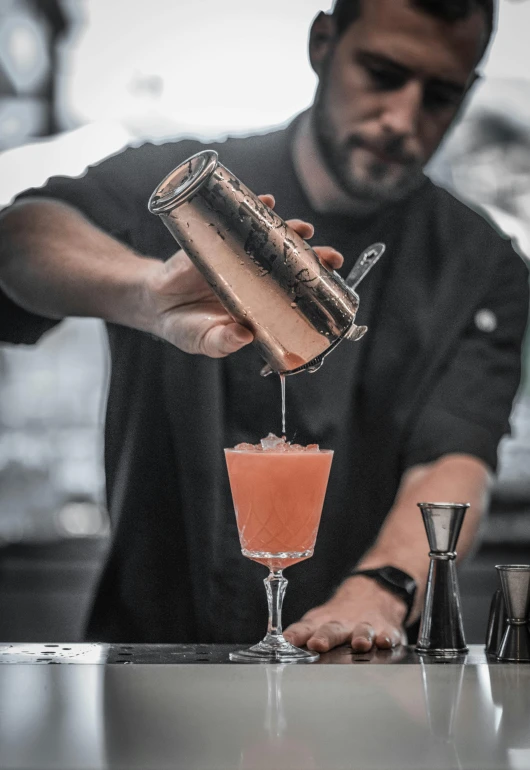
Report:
366,67,405,91
423,88,462,111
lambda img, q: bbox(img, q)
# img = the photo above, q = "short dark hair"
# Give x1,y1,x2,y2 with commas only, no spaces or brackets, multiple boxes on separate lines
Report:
331,0,494,50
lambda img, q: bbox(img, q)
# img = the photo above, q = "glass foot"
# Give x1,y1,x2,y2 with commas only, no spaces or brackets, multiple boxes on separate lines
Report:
230,637,319,664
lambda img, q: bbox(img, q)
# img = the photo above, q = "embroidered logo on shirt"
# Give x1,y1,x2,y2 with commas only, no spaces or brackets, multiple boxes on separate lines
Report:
474,309,498,333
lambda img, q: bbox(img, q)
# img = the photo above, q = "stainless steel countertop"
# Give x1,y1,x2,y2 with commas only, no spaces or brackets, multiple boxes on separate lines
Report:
0,643,529,770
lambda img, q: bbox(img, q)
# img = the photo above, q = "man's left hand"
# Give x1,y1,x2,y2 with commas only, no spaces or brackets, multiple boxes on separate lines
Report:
283,575,408,653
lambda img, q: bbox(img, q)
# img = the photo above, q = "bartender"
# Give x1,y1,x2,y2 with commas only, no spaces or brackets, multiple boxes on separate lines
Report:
0,0,527,652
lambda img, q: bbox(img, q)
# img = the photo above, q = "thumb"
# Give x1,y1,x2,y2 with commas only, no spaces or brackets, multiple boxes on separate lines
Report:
200,322,254,358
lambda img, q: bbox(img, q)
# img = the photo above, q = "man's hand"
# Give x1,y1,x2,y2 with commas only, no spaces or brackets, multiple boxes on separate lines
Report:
284,576,408,653
146,194,343,357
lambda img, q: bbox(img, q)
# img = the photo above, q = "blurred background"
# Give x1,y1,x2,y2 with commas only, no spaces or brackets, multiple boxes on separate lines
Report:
0,0,529,644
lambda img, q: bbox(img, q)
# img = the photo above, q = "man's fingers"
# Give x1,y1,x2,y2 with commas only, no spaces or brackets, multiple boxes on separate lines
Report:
287,218,315,239
374,632,393,650
258,194,275,209
350,622,376,653
283,620,318,647
257,205,344,272
258,201,320,247
373,627,403,650
306,621,352,653
378,627,405,649
200,322,253,358
313,245,344,270
286,611,406,654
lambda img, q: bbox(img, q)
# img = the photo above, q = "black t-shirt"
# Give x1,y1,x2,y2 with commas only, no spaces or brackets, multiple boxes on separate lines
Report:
2,119,529,643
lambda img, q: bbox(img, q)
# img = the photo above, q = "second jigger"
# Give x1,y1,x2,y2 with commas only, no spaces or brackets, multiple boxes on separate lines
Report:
416,502,469,656
495,565,530,662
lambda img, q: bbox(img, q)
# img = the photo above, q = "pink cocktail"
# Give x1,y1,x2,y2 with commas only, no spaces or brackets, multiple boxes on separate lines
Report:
225,434,333,663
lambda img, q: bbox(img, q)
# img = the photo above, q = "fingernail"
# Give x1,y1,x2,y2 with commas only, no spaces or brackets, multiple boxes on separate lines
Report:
351,636,371,651
307,637,329,652
232,328,251,343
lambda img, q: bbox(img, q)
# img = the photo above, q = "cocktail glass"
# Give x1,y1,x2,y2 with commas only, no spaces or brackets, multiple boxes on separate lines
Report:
225,444,333,663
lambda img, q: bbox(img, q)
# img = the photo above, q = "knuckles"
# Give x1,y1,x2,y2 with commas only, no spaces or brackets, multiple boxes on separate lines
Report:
319,620,348,634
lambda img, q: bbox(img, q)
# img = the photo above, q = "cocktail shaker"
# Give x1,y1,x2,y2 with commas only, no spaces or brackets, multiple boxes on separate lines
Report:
148,150,373,375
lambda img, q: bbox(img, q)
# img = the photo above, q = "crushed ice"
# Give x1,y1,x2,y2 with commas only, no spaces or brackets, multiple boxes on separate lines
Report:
260,433,287,451
234,433,320,452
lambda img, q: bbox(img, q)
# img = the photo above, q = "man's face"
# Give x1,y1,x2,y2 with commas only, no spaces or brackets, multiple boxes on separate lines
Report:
312,0,487,203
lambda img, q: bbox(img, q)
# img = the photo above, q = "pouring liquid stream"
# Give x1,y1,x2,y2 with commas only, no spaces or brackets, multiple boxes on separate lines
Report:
271,243,387,440
280,373,286,437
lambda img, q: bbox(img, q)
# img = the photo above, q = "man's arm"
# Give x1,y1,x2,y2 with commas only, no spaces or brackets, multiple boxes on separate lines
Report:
0,197,343,354
284,452,492,652
0,199,158,326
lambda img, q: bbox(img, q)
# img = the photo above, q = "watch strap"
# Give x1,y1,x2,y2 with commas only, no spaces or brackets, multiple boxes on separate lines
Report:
349,566,417,624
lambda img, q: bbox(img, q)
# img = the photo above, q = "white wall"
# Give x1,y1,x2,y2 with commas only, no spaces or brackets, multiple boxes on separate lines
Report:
482,0,530,79
59,0,328,138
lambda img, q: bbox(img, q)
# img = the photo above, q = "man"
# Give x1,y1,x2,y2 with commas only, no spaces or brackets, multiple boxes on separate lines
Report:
0,0,527,652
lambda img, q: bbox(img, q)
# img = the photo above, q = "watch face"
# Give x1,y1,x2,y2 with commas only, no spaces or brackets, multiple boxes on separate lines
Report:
380,567,417,594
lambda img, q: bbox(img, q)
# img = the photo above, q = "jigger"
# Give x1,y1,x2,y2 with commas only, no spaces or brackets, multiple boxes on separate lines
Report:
495,565,530,662
485,588,508,656
416,503,469,656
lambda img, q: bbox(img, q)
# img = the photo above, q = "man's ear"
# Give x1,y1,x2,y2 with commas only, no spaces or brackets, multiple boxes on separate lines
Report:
309,12,337,76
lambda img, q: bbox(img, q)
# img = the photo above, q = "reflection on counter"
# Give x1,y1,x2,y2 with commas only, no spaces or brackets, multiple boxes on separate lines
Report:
0,646,529,769
0,665,106,770
490,665,530,768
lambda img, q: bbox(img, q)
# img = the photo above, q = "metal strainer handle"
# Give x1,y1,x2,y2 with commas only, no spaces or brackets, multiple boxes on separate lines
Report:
346,242,386,290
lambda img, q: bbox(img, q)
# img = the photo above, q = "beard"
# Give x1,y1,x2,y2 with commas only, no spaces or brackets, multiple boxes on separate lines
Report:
312,80,427,205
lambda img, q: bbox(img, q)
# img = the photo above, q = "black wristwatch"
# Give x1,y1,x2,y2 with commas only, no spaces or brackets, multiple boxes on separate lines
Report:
348,566,417,624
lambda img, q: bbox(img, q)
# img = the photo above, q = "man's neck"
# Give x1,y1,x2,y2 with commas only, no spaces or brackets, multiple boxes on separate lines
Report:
292,112,381,218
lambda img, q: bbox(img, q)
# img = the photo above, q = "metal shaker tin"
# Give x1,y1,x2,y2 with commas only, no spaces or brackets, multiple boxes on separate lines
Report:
148,150,366,375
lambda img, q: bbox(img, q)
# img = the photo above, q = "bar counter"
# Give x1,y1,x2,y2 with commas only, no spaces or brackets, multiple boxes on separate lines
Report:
1,643,528,769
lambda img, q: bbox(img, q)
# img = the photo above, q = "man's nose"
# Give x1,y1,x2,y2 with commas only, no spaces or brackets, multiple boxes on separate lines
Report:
380,80,423,138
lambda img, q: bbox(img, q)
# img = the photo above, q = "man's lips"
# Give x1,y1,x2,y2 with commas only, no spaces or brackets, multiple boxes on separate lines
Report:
350,141,418,166
361,145,409,165
367,146,402,164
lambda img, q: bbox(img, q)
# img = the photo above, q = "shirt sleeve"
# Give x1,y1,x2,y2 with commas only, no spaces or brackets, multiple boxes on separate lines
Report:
0,291,61,345
402,244,529,473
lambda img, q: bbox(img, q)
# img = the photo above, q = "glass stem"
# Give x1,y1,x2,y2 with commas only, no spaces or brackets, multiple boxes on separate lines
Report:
264,569,288,642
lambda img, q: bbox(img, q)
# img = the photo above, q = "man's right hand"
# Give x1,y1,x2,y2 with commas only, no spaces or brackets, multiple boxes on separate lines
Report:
146,245,255,358
145,194,343,358
0,196,342,359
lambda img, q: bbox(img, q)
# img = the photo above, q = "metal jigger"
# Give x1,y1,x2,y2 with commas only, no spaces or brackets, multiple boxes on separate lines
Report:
485,588,508,656
416,503,469,656
495,565,530,662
